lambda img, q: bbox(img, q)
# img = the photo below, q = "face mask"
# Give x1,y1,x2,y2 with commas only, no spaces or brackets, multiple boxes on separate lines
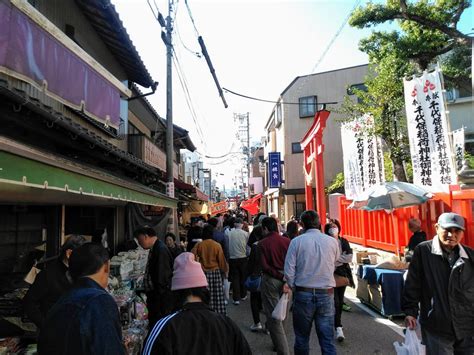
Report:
328,227,338,237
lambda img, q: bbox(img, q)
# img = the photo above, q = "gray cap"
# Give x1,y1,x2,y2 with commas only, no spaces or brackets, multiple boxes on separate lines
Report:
438,212,465,231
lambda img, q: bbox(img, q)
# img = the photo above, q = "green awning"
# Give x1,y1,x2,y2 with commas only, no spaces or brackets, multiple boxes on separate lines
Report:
0,151,176,208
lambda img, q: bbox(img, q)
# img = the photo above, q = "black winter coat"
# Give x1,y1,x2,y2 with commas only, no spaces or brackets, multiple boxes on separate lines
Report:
23,258,72,328
142,302,252,355
402,237,474,340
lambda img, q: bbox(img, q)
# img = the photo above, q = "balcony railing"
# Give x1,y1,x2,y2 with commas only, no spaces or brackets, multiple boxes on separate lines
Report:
0,0,130,130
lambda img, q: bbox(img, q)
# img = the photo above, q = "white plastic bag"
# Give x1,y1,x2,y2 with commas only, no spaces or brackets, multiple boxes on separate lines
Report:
223,279,230,301
272,293,289,321
393,329,425,355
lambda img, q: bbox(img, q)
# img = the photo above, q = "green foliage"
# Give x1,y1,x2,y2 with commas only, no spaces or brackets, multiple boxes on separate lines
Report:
384,152,394,182
341,0,472,181
326,172,345,194
465,152,474,169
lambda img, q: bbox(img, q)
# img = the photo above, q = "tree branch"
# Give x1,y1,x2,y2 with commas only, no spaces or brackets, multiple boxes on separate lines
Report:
452,0,469,25
392,11,470,45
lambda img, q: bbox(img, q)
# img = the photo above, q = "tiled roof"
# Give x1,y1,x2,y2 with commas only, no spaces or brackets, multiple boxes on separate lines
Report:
75,0,155,87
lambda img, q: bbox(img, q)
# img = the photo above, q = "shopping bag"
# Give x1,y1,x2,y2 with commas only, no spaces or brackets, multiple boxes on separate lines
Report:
223,279,230,300
272,293,289,321
393,329,425,355
244,275,261,292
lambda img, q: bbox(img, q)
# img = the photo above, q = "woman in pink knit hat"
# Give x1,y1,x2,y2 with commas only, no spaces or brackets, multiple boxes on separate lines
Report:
142,252,252,355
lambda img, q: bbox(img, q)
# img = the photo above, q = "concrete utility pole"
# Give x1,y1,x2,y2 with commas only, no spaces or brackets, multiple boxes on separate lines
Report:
165,0,174,194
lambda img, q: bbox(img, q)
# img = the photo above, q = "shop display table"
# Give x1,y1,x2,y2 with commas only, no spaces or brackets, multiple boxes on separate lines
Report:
356,264,406,317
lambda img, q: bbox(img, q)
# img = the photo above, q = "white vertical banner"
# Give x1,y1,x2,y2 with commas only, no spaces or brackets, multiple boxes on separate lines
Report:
341,115,385,200
403,69,457,191
452,128,465,172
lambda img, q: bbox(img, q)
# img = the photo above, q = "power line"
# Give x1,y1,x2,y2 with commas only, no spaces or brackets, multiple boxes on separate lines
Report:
184,0,200,36
172,49,207,148
223,87,338,106
311,0,363,73
175,21,201,58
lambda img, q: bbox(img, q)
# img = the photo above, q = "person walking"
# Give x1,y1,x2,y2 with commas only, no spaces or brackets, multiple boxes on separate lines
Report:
324,219,354,342
402,212,474,354
246,225,265,332
259,216,291,355
134,226,174,329
23,235,87,329
228,217,249,305
208,217,229,261
192,224,228,315
38,243,125,355
142,252,252,355
284,210,340,355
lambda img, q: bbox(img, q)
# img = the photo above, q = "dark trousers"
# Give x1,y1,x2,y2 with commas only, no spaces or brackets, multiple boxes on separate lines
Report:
334,286,346,328
250,291,262,324
229,257,248,301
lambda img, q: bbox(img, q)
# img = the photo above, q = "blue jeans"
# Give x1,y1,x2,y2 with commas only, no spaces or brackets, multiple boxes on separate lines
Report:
292,290,337,355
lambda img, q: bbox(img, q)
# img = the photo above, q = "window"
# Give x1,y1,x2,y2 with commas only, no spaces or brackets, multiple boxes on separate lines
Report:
347,83,367,95
292,142,303,154
276,103,282,127
299,96,317,118
347,83,367,104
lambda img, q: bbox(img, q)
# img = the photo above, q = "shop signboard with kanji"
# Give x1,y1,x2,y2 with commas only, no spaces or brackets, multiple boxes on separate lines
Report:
403,70,457,191
210,201,227,215
268,152,282,188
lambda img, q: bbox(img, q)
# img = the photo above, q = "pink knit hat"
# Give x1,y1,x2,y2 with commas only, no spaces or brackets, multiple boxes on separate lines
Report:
171,252,208,291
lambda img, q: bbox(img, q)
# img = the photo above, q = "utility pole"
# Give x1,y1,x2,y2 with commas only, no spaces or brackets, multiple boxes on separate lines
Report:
165,0,174,193
246,112,250,197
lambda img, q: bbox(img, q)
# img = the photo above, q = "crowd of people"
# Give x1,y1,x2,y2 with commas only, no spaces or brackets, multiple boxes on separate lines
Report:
20,208,474,354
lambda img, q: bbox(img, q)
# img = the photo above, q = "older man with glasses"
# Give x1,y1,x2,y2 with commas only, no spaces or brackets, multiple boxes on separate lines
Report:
402,212,474,354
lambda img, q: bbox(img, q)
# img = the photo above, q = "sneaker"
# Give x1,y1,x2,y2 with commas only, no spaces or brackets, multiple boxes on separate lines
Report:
336,327,345,342
241,296,248,301
342,303,352,312
250,323,263,332
233,300,240,305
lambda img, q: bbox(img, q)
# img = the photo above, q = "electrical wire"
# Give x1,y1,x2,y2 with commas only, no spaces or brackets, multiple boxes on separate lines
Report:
175,21,201,58
184,0,200,36
172,50,207,148
223,87,338,105
311,0,363,73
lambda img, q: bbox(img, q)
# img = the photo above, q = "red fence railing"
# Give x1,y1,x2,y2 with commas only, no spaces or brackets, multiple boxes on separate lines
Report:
336,188,474,253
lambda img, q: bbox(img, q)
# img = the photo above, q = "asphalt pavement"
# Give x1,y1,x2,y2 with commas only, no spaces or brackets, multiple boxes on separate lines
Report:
227,287,405,355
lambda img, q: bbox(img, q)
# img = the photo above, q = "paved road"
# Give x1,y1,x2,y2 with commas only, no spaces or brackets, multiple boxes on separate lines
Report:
227,287,405,355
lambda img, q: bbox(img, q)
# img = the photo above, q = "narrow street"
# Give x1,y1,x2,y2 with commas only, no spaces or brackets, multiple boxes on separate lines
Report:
227,287,404,355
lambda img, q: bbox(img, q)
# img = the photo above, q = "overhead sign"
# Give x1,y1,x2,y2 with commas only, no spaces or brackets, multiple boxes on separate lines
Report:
268,152,282,188
403,70,456,192
210,201,227,215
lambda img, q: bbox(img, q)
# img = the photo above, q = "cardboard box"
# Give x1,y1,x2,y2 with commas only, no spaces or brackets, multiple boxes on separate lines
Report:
356,251,380,264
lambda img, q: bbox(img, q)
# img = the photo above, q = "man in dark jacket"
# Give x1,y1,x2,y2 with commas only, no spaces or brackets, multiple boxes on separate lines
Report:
142,252,252,355
134,226,174,329
38,243,125,355
23,234,87,329
402,212,474,354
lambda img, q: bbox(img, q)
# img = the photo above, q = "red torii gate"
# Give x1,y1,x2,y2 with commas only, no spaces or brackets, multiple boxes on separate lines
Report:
300,110,330,221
